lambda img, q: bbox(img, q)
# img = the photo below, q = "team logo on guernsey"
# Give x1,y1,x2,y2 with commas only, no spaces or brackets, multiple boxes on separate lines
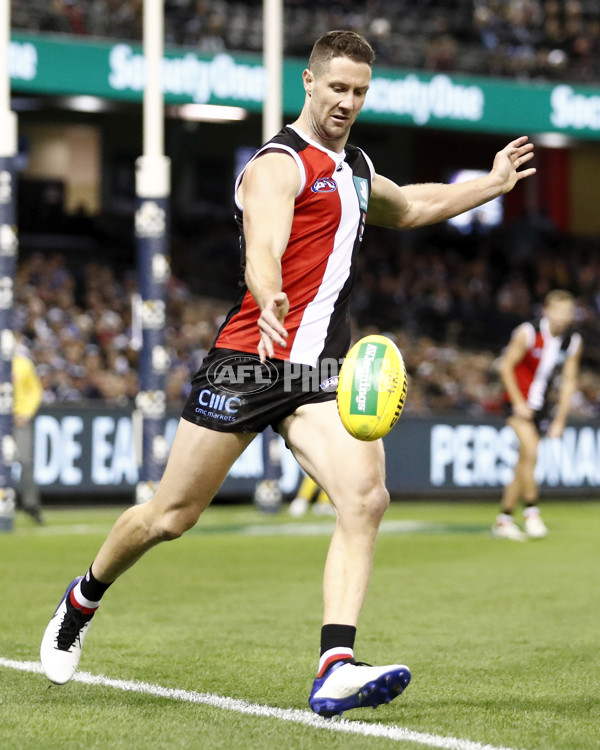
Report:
311,178,337,193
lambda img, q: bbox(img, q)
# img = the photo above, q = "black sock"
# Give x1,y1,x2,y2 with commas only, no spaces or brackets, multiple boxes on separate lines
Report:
79,564,112,603
320,624,356,655
318,624,356,677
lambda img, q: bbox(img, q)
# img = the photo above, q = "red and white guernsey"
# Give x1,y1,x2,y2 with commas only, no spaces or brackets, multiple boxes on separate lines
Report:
214,125,373,367
512,317,581,411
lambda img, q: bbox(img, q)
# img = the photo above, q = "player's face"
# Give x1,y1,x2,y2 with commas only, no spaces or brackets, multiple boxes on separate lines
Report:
303,57,371,149
545,299,575,335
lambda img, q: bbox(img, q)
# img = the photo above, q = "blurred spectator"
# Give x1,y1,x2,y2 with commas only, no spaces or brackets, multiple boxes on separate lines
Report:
12,338,44,524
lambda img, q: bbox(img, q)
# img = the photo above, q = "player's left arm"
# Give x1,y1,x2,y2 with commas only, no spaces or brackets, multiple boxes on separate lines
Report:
366,136,535,229
548,338,583,438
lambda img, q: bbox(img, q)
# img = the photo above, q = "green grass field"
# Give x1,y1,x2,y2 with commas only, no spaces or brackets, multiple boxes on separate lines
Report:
1,501,599,750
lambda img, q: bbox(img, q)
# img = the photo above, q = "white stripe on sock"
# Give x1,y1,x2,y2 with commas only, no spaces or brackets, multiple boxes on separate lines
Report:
318,647,354,675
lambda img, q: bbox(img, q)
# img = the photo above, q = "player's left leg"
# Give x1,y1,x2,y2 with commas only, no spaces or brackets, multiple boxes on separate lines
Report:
280,400,410,717
281,400,387,626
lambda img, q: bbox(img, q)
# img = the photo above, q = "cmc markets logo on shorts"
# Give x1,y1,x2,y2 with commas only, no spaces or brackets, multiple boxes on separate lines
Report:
207,354,279,394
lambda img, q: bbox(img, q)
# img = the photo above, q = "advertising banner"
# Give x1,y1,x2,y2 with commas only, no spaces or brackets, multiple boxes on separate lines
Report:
9,32,600,140
31,409,600,498
390,416,600,495
32,408,301,497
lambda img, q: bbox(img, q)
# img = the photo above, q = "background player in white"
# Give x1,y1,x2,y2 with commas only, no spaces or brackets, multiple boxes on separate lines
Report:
493,290,582,541
42,31,536,717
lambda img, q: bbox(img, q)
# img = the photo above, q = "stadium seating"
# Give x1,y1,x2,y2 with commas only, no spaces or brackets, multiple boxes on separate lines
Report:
10,0,600,83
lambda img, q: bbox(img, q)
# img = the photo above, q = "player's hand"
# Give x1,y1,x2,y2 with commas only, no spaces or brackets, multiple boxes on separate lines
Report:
491,136,536,194
547,417,566,438
257,292,289,362
514,401,534,420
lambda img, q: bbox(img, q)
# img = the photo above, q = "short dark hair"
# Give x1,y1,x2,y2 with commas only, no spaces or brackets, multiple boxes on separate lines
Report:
308,30,375,77
544,289,575,307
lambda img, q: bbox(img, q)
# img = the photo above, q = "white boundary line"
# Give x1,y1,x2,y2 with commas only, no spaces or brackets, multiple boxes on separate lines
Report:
1,657,523,750
12,524,115,536
12,520,473,538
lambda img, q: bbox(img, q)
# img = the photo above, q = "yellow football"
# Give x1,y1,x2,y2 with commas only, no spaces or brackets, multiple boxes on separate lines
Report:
337,334,408,441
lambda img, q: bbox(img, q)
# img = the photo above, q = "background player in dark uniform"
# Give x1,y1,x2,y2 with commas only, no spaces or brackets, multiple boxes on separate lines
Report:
493,290,582,541
42,30,536,717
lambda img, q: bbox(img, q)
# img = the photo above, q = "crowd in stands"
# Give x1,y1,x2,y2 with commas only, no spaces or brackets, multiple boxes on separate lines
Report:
15,214,600,420
16,251,229,409
11,0,600,84
355,222,600,417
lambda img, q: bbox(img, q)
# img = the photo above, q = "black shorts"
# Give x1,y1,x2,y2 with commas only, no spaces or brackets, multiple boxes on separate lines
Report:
181,348,339,434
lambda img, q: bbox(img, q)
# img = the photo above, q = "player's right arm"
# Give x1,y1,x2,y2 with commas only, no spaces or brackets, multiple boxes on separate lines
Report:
499,325,534,420
238,151,301,361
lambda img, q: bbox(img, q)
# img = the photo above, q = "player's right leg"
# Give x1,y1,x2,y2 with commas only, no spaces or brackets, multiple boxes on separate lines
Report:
493,417,539,541
517,416,547,538
510,417,541,506
40,419,255,684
